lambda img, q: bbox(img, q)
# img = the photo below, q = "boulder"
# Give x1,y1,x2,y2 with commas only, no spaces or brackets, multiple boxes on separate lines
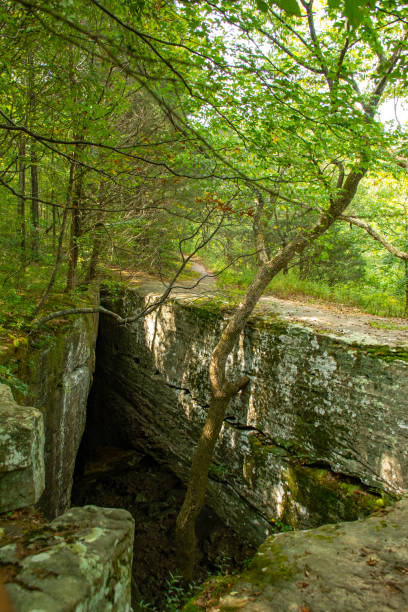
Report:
188,498,408,611
4,505,134,612
0,384,44,513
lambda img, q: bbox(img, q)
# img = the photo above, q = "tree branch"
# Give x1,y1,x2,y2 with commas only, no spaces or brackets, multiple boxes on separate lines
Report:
340,215,408,261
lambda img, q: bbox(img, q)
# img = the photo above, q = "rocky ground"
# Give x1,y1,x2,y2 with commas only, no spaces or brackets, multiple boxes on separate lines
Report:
186,498,408,611
71,446,255,610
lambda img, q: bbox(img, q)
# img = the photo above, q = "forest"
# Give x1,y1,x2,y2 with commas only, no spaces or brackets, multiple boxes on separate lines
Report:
1,0,408,331
1,0,408,597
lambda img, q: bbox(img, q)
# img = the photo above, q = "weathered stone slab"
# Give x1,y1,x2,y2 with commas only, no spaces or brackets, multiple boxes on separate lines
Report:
0,384,44,512
4,505,134,612
188,499,408,611
87,287,408,542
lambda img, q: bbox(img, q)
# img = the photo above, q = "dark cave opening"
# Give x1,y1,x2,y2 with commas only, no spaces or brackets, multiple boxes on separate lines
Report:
71,353,255,610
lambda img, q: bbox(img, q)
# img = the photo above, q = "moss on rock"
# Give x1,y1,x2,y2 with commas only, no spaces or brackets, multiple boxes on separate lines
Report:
194,499,408,612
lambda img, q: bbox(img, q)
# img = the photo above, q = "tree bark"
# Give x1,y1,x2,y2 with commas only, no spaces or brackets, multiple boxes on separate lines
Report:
52,195,57,253
253,190,270,266
174,396,233,579
18,135,26,259
175,165,366,578
27,51,40,260
85,221,103,283
340,215,408,261
66,165,83,291
405,260,408,317
30,141,40,260
34,160,75,315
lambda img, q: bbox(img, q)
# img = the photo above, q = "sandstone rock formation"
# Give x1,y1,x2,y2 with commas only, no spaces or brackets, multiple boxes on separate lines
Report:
17,314,98,518
2,505,134,612
87,286,408,543
186,498,408,611
0,384,44,513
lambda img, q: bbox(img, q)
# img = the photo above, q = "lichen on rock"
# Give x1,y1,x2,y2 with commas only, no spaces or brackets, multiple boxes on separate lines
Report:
14,312,98,519
3,505,134,612
0,384,45,513
187,498,408,611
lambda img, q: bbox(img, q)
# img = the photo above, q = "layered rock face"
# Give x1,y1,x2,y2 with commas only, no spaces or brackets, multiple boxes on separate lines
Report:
17,314,98,518
88,287,408,543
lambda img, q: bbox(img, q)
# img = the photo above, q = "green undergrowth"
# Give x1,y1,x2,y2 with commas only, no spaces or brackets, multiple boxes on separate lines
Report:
137,572,201,611
180,296,237,321
183,539,298,611
210,263,406,319
269,273,405,318
369,320,408,331
353,345,408,363
182,575,237,611
0,286,97,348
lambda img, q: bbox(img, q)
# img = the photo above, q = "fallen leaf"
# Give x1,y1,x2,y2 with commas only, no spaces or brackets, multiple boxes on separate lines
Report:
367,556,378,566
297,582,309,589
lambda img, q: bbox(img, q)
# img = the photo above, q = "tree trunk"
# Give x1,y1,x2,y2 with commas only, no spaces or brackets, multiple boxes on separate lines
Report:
85,222,103,283
253,190,270,266
34,161,75,315
175,166,366,578
27,51,39,260
30,141,40,260
66,166,83,291
175,395,231,579
52,196,56,253
18,135,26,259
282,239,288,274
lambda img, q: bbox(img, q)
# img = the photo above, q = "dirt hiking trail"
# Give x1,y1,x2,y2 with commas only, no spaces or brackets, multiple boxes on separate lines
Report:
113,262,408,348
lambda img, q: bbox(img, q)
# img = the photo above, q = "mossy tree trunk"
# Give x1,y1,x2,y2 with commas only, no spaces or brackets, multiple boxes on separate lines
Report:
28,51,40,261
405,260,408,317
175,167,366,580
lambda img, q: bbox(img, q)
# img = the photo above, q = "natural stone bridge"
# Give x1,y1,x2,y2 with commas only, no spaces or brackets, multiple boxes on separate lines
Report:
1,280,408,610
87,283,408,543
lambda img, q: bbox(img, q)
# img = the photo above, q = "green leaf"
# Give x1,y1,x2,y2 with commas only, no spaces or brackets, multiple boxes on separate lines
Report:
256,0,269,12
274,0,302,16
344,0,365,27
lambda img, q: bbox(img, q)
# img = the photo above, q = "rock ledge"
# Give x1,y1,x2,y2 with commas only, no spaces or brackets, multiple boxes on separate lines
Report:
188,499,408,611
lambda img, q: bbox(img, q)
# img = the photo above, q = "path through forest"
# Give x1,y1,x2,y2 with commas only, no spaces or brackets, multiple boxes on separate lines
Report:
115,262,408,347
